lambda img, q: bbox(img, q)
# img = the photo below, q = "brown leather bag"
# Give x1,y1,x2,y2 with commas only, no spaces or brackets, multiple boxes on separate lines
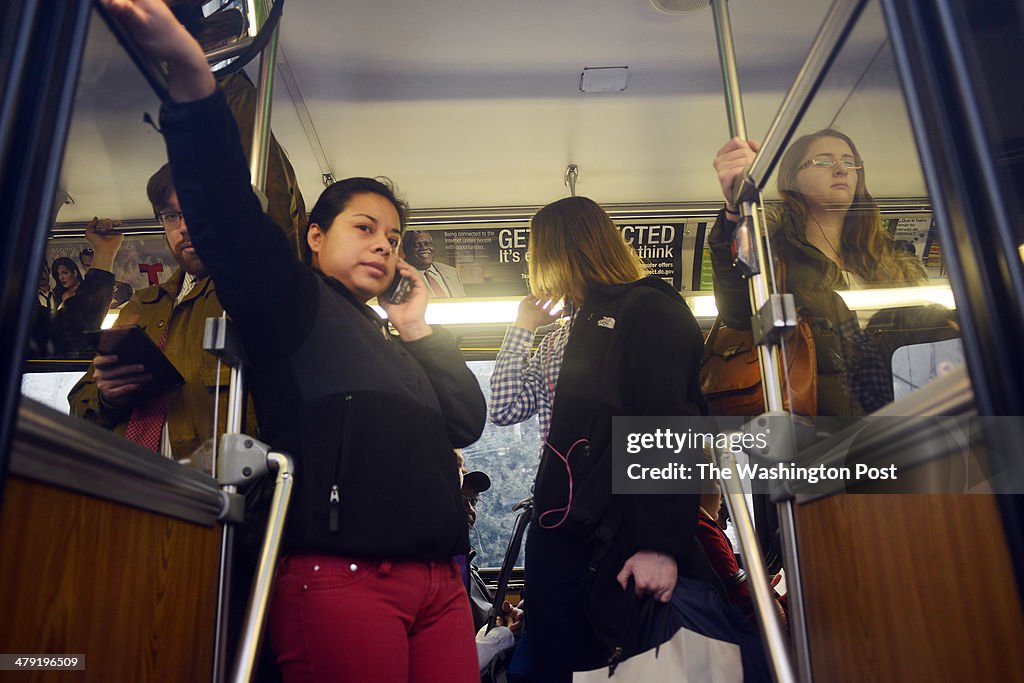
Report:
699,316,817,416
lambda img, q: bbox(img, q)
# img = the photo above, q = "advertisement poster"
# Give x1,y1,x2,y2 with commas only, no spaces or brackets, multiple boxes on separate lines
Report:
887,215,932,263
43,234,177,311
405,221,686,298
31,235,175,359
696,214,941,294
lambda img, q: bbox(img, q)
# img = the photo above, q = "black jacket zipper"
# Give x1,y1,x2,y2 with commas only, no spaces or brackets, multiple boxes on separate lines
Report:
328,394,354,533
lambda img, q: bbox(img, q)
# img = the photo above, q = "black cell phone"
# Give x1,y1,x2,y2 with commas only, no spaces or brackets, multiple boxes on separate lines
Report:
380,273,415,305
82,325,185,389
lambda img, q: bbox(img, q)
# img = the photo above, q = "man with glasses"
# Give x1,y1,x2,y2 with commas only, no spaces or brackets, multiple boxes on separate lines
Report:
68,163,254,461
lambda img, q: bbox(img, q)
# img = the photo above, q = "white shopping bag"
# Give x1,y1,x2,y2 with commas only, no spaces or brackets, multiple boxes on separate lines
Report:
573,625,743,683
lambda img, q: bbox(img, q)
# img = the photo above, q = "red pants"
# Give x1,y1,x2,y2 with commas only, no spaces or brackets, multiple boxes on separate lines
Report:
268,552,479,683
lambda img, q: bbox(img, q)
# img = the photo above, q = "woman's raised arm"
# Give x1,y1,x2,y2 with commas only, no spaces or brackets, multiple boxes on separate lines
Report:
100,0,215,102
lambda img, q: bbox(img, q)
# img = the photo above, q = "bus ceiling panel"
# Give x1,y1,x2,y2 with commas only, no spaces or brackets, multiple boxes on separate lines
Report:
62,0,903,219
270,0,835,211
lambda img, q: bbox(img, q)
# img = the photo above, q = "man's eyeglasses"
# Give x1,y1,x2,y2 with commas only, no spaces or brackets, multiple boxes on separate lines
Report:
799,157,863,171
158,211,185,226
463,494,480,507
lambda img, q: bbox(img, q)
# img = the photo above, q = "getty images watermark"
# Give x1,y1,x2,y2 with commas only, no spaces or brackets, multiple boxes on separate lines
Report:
611,415,1024,496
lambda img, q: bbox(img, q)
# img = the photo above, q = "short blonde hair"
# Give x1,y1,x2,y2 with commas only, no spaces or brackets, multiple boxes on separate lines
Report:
527,196,646,305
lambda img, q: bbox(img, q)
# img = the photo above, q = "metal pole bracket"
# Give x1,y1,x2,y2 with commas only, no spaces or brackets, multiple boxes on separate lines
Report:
750,293,798,347
218,432,272,488
204,316,248,369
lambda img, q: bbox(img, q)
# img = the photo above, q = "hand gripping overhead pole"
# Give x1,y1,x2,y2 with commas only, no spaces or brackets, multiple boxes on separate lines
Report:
708,2,798,682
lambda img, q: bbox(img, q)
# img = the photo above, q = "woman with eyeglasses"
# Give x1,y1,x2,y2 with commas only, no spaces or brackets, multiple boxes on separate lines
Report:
710,129,926,415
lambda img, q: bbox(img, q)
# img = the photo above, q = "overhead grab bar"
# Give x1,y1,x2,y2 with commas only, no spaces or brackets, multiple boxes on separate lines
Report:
711,0,747,140
708,2,798,682
95,0,286,100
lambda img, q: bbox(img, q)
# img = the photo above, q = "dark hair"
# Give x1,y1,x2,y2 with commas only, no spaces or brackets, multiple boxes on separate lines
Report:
146,163,176,217
79,247,94,261
51,257,83,300
304,177,408,265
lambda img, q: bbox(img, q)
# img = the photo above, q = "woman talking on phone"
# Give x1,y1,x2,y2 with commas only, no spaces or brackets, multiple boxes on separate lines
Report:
99,1,485,681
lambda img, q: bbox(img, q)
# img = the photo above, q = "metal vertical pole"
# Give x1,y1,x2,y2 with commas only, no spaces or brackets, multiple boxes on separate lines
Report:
777,500,813,683
741,201,787,414
710,0,786,414
213,2,281,681
711,0,747,141
230,452,294,683
717,448,796,683
709,3,804,682
248,4,278,196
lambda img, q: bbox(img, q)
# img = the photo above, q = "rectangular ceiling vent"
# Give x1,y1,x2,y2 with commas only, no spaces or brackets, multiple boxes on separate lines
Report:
579,66,630,93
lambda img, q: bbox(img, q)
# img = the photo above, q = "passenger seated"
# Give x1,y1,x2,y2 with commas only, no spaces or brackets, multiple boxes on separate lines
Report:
460,466,523,634
695,480,787,628
458,463,524,676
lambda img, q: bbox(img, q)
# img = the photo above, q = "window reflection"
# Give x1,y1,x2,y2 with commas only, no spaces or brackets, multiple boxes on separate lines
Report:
461,360,539,568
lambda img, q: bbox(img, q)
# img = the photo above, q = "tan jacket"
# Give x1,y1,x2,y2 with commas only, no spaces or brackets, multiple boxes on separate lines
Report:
220,72,307,258
68,269,254,462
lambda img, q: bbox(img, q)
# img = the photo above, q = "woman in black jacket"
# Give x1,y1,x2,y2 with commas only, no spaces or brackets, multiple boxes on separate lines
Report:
99,2,485,681
710,131,926,415
523,196,707,681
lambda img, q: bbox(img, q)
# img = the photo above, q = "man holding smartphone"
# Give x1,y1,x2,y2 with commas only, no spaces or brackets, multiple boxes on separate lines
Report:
68,164,240,461
68,69,304,461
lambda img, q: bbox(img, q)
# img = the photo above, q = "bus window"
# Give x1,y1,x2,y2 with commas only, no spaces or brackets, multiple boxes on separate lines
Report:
461,360,540,568
756,2,964,418
23,9,298,472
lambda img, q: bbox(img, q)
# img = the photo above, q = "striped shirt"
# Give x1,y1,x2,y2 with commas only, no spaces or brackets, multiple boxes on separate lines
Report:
489,319,572,440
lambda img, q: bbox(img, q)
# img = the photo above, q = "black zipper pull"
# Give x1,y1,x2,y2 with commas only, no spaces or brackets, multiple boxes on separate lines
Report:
329,485,340,532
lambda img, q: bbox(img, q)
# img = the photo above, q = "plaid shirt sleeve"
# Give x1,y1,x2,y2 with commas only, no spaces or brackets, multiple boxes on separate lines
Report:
489,325,546,426
839,316,894,412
